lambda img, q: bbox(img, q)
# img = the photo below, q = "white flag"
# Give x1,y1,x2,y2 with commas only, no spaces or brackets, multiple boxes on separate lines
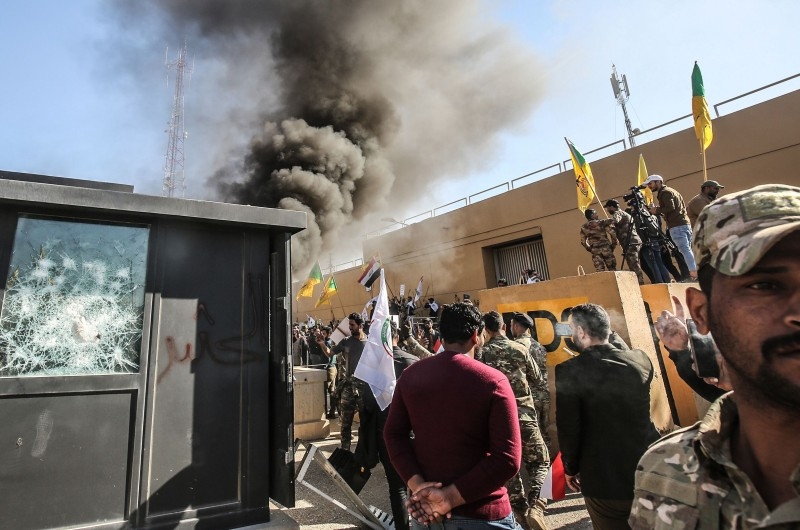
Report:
414,276,424,302
361,295,377,323
354,270,396,410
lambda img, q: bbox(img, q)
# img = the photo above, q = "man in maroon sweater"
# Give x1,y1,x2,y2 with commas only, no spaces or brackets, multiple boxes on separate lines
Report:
384,303,523,529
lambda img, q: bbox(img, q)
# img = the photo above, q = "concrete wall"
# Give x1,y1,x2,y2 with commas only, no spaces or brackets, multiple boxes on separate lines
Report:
294,89,800,322
478,272,676,441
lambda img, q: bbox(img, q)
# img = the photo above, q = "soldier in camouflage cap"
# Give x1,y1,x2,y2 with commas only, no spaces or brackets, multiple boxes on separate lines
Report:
630,183,800,529
692,183,800,276
511,312,552,456
482,311,550,530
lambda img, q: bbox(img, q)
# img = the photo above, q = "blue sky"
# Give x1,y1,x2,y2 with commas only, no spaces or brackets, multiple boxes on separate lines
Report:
2,1,799,244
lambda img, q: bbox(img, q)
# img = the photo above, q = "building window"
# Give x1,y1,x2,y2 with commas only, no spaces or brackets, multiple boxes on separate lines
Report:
493,237,549,284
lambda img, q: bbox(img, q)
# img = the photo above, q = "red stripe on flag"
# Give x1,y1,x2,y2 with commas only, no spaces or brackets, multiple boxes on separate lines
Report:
357,258,377,283
541,452,566,500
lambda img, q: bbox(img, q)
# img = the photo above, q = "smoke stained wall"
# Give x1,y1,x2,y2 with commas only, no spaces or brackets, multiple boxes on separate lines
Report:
111,0,544,274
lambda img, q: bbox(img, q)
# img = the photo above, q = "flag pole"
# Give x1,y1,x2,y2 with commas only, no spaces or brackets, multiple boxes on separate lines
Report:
585,177,610,219
334,281,347,321
701,130,708,182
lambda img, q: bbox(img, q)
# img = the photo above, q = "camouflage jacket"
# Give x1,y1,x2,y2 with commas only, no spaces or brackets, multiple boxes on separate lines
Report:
580,218,617,251
611,209,642,247
630,393,800,529
480,334,540,414
514,334,548,396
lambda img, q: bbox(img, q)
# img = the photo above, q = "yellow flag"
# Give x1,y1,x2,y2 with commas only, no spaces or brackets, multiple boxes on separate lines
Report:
315,275,337,308
565,138,596,212
637,154,654,206
692,62,713,151
296,261,322,299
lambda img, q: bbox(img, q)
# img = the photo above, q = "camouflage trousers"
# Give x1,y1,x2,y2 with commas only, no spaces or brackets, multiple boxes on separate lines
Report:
507,409,550,509
591,246,617,272
326,366,338,414
622,242,645,285
337,380,361,451
533,391,553,457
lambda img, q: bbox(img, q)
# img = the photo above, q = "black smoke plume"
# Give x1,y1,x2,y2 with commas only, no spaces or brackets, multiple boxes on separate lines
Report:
111,0,543,274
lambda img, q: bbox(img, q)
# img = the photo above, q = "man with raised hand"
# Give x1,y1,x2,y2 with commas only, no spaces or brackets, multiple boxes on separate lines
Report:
630,184,800,528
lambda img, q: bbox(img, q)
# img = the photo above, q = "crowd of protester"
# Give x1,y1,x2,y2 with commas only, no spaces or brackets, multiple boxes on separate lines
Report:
291,183,800,530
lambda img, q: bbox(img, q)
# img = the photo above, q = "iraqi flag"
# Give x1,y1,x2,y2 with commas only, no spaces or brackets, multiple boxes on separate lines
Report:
353,270,396,410
358,257,382,289
540,452,566,500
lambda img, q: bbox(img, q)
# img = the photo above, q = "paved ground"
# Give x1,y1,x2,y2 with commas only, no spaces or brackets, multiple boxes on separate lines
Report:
273,420,592,529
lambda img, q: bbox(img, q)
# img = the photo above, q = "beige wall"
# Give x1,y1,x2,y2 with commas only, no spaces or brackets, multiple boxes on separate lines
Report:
478,272,676,435
294,89,800,321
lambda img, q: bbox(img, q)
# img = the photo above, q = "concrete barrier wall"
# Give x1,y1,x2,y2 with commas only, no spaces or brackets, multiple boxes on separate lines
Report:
639,283,712,426
478,271,681,452
293,367,330,441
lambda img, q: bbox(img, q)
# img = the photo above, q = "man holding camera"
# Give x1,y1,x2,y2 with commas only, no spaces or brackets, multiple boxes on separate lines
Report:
604,199,645,285
630,184,800,528
644,174,698,281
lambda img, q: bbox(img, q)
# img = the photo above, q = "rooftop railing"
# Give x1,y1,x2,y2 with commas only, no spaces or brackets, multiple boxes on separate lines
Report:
325,73,800,273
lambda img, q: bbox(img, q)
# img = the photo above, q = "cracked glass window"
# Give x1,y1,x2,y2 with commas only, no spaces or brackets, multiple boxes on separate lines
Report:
0,216,149,376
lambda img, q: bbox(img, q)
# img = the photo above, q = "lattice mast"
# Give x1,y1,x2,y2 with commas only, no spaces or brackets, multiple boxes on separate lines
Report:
610,64,637,148
162,42,190,198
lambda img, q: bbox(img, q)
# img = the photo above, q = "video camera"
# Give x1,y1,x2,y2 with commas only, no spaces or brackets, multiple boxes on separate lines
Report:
621,185,663,244
622,184,648,205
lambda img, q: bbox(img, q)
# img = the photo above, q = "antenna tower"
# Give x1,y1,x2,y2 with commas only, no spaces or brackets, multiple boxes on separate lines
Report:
610,64,637,147
162,42,190,198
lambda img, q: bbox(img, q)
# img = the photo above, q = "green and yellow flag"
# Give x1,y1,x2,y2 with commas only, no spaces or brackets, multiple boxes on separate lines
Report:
692,62,713,151
565,138,596,212
315,275,337,308
637,154,654,206
296,261,322,299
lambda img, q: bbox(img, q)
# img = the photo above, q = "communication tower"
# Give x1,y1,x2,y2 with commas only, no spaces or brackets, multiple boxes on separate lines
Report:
162,42,191,198
610,64,638,147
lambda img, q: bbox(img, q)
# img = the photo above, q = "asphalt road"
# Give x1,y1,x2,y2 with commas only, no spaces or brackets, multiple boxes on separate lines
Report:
274,420,592,530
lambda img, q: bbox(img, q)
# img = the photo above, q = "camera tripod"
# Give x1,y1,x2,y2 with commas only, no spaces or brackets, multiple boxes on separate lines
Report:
624,191,689,283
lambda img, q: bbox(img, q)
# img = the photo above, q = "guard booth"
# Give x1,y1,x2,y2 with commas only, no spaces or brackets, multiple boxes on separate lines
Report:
0,173,305,530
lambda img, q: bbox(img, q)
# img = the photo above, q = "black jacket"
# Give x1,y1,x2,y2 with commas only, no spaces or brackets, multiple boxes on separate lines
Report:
355,346,418,469
555,343,660,499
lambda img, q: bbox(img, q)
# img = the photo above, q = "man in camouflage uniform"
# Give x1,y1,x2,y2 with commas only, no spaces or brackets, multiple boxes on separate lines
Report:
604,199,645,284
580,208,617,272
630,184,800,529
318,312,367,451
510,312,552,456
481,311,550,530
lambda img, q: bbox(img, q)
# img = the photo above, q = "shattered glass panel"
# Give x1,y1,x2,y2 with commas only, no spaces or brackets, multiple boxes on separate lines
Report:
0,216,149,376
